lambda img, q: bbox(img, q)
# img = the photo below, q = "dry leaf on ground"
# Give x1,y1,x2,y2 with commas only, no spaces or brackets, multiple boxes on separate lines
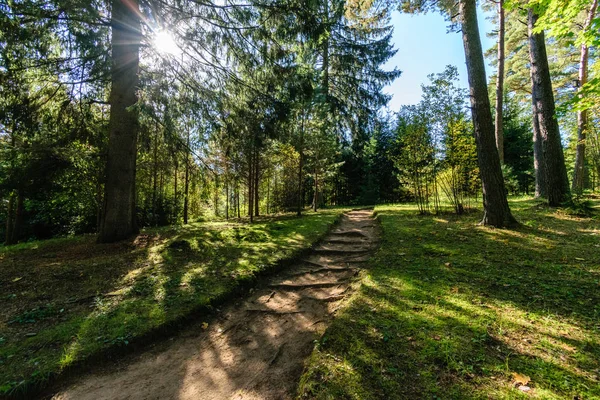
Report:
512,372,531,386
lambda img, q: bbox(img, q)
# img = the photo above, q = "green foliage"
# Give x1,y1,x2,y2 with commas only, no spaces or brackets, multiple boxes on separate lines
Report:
392,66,479,214
0,0,401,242
394,106,435,213
503,98,535,194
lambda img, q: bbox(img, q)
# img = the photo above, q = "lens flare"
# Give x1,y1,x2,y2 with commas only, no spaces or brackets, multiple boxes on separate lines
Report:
153,30,179,55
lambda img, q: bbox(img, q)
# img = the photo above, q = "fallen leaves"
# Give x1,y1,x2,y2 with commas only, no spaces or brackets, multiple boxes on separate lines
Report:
512,372,531,386
201,322,209,330
512,372,532,393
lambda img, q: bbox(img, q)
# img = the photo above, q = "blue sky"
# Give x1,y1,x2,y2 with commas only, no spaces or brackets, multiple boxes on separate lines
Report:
383,9,496,110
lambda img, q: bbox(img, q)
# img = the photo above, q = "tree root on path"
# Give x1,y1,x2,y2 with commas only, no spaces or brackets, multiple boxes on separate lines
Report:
330,230,369,237
264,291,276,303
325,238,369,244
314,248,370,254
268,281,349,289
303,294,347,302
286,267,357,277
244,308,305,314
300,259,329,268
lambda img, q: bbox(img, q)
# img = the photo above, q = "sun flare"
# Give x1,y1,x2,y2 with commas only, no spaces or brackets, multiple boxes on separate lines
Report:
153,30,179,55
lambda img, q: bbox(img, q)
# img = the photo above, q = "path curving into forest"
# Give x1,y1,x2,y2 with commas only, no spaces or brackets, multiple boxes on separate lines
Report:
52,209,378,400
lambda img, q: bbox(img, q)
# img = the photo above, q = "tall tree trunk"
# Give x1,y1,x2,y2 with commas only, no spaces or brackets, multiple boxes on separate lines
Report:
532,107,547,198
98,0,141,242
495,0,505,163
254,149,259,217
159,170,164,205
459,0,516,227
313,168,318,212
10,190,24,244
131,144,138,233
266,173,270,215
213,175,219,217
248,154,254,222
183,131,190,224
236,182,241,219
572,0,598,194
528,10,571,206
322,1,330,102
96,175,103,232
174,159,178,217
152,129,158,225
5,125,16,244
5,193,15,245
225,171,229,220
297,110,305,216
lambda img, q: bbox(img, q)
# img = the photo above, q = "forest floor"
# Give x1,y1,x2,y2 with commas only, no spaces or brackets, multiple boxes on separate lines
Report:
50,209,378,400
298,198,600,399
0,209,348,397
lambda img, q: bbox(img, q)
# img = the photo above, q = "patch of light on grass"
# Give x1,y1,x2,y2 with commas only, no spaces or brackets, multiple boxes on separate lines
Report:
179,267,208,291
122,266,148,283
59,340,81,369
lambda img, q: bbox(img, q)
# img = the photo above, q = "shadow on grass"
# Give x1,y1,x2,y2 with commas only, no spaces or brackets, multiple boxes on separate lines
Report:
299,200,600,399
0,210,342,397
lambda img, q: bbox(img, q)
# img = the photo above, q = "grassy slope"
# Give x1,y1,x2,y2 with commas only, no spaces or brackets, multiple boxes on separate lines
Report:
0,209,346,396
298,199,600,399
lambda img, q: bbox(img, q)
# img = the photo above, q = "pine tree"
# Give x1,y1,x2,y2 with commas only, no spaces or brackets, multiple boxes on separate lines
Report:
98,0,142,242
459,0,516,227
528,9,571,206
571,0,598,194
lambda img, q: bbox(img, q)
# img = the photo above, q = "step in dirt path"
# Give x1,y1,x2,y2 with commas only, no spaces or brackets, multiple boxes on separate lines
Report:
52,209,378,400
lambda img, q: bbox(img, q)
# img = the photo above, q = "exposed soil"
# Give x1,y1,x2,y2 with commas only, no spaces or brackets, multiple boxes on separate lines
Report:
52,209,378,400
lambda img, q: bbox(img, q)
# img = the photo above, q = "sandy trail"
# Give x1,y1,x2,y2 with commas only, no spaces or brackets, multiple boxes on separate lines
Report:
53,209,377,400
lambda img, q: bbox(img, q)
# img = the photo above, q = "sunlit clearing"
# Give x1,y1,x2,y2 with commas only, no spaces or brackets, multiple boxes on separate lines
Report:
153,30,179,55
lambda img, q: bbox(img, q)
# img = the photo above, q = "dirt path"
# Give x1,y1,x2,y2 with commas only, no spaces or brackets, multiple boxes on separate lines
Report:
52,209,377,400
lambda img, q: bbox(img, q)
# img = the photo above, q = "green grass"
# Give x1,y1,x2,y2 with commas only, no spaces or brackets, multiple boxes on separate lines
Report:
0,209,346,396
298,198,600,399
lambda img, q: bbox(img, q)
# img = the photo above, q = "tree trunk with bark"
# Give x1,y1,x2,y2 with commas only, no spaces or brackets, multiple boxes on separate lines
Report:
174,159,178,216
5,193,15,245
152,129,159,225
96,175,103,232
572,0,598,194
532,111,547,198
183,131,190,224
313,168,318,212
254,149,259,217
213,175,219,217
266,173,270,215
248,154,254,223
528,9,571,206
236,182,241,219
297,111,305,216
10,190,24,244
459,0,517,227
495,0,505,163
98,0,141,242
225,169,229,220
